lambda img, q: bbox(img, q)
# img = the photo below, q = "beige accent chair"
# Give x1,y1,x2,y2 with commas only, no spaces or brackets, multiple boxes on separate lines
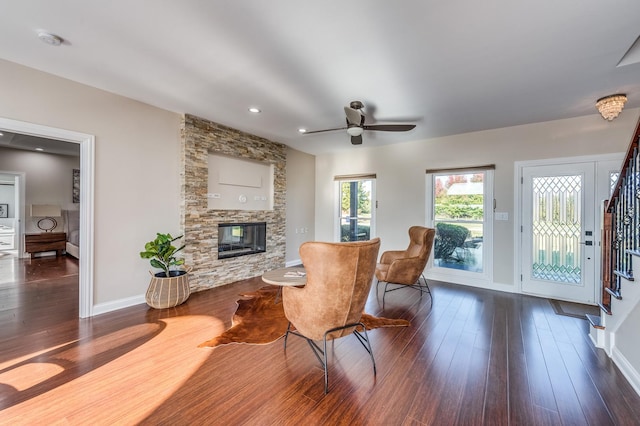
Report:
283,238,381,394
375,226,435,306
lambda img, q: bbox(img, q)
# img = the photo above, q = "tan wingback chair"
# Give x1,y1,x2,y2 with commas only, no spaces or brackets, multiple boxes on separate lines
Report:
283,237,381,394
375,226,435,306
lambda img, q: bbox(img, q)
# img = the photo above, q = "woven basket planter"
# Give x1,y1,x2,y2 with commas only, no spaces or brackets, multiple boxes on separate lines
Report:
145,266,192,309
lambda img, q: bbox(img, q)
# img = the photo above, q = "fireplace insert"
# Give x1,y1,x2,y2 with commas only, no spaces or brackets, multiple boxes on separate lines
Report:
218,222,266,259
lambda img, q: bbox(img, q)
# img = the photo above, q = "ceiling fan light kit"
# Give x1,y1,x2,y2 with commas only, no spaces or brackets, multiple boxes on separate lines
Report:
304,100,416,145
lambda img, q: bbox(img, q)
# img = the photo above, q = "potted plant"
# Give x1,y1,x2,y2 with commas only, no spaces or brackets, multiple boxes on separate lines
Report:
140,232,191,309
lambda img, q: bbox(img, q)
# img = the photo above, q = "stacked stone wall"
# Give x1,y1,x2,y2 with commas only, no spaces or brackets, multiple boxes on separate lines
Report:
181,114,286,291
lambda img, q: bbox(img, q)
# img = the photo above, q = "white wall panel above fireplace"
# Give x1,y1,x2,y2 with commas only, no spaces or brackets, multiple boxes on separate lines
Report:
208,153,274,211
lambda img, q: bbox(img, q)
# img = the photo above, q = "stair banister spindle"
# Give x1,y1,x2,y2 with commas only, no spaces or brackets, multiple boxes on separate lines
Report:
625,165,632,276
617,197,623,294
635,146,640,253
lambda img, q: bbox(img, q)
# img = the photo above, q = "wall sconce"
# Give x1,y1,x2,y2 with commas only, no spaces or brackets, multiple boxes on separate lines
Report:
30,204,62,232
596,94,627,121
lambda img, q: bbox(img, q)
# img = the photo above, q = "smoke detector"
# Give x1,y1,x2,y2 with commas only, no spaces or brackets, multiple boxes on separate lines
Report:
37,32,63,46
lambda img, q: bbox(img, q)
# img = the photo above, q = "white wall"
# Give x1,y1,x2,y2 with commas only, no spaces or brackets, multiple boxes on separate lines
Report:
614,298,640,386
0,59,182,306
285,147,315,264
207,154,274,211
602,255,640,396
315,110,639,288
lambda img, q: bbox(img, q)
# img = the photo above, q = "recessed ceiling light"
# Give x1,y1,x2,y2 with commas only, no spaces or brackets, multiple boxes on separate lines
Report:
35,148,44,151
298,128,307,133
248,107,261,113
37,31,63,46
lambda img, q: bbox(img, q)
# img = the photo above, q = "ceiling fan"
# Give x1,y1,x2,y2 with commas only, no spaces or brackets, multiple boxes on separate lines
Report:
304,101,416,145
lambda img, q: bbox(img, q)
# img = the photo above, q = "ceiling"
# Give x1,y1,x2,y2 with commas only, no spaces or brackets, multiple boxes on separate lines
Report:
0,131,79,157
1,1,639,155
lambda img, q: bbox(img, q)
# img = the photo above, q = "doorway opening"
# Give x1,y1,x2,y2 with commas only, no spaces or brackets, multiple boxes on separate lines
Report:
516,154,622,304
0,173,21,259
0,117,94,318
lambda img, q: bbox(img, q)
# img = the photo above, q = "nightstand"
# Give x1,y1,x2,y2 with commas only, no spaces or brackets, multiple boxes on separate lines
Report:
25,232,67,258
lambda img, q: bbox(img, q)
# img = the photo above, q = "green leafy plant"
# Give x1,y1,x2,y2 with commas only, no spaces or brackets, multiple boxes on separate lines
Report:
139,233,186,277
434,223,470,261
340,224,370,242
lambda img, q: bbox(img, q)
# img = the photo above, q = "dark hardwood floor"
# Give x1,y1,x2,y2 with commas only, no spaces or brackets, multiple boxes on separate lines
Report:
1,254,640,425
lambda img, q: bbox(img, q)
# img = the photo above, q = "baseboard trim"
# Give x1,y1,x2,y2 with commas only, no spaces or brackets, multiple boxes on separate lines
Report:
612,346,640,398
588,332,599,348
424,272,517,295
285,259,303,267
93,294,145,316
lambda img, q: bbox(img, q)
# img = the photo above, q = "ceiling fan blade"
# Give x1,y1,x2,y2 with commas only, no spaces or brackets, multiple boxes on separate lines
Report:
363,124,416,132
304,126,347,134
344,106,363,126
351,134,363,145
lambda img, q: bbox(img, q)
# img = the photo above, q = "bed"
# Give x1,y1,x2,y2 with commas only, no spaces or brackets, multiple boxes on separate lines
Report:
63,209,80,259
0,219,16,251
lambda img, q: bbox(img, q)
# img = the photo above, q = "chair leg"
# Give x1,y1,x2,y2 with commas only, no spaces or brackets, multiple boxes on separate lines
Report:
380,275,433,307
321,322,376,393
287,322,376,394
322,335,329,394
383,281,391,308
419,273,433,307
301,334,329,393
284,322,292,349
285,328,328,391
353,325,376,376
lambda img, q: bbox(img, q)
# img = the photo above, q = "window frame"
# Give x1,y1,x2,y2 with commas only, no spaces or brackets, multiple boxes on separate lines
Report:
425,168,494,286
334,175,376,242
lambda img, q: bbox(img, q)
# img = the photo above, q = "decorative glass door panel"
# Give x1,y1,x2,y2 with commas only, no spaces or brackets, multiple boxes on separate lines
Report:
521,163,595,303
531,175,582,284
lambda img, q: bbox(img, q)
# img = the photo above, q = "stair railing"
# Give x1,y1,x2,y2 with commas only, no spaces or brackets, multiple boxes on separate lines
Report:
601,117,640,313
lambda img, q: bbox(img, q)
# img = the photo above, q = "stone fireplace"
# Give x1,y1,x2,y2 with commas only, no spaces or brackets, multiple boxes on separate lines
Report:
181,114,286,291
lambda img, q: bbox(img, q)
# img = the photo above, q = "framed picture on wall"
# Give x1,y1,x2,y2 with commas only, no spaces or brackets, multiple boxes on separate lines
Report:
0,204,7,218
73,169,80,203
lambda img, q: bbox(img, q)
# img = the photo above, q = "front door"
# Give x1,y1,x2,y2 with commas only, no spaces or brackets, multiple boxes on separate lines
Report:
521,162,597,303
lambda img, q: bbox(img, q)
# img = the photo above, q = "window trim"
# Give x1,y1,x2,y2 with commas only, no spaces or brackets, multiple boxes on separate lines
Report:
334,176,376,242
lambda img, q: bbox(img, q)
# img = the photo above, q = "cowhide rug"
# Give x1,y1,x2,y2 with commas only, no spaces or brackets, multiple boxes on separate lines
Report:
198,285,410,349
